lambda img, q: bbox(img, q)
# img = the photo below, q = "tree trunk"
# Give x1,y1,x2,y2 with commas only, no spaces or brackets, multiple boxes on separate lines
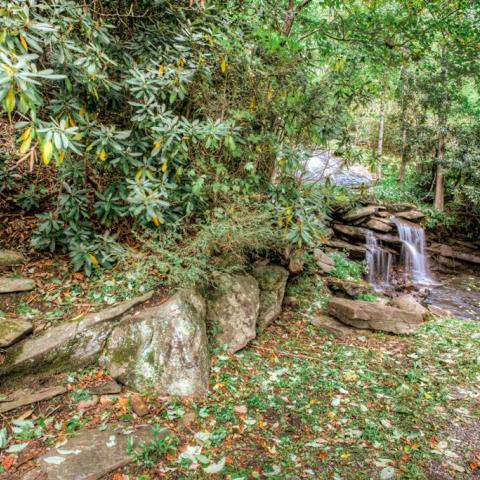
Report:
434,162,444,212
283,0,296,36
434,130,445,211
398,67,408,185
376,85,386,180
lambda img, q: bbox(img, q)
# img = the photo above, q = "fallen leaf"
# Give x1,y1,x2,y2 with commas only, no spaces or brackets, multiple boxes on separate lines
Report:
2,455,16,470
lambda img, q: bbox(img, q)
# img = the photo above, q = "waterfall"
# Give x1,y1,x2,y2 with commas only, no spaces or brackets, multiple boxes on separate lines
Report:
391,217,432,284
366,230,393,289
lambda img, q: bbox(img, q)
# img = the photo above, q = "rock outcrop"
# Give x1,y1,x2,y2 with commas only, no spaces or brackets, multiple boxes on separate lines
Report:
207,273,260,353
252,265,289,332
328,297,424,334
0,292,152,377
100,289,209,396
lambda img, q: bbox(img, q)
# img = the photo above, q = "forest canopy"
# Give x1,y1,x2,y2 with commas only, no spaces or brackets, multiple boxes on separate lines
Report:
0,0,479,273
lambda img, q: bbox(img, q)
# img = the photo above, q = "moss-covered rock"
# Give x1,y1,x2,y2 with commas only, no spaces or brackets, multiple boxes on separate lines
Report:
100,289,209,397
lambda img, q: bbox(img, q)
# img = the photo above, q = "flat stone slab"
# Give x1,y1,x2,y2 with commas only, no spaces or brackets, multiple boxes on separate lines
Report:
0,318,33,348
396,210,425,221
0,277,35,293
0,249,25,267
366,218,392,233
328,297,424,335
310,315,369,337
342,205,378,222
0,386,66,413
22,425,158,480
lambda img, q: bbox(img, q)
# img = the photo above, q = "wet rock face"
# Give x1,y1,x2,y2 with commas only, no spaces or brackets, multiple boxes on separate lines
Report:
252,265,289,332
101,289,209,397
207,273,260,353
328,297,424,335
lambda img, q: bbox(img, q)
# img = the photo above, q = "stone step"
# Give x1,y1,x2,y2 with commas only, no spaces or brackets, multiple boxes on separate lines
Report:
22,425,159,480
0,277,35,293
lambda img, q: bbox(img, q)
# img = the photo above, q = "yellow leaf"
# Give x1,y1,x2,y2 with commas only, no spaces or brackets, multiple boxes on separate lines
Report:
42,140,53,165
99,148,106,161
89,254,99,267
5,88,15,114
68,113,76,127
161,163,167,173
135,169,143,182
59,150,66,164
19,136,32,154
158,64,165,76
79,107,86,117
267,88,273,101
220,57,227,73
19,34,28,51
248,97,256,112
21,126,32,142
152,216,160,227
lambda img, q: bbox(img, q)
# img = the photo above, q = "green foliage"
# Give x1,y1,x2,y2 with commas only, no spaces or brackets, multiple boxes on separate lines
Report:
0,0,344,272
128,197,285,289
356,293,379,302
331,253,364,282
128,426,177,468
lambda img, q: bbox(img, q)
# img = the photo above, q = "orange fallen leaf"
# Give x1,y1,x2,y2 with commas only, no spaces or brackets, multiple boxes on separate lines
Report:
2,455,17,471
118,396,129,414
112,474,125,480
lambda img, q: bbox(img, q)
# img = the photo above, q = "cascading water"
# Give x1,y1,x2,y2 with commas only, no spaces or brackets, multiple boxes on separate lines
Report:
391,216,432,284
366,230,393,290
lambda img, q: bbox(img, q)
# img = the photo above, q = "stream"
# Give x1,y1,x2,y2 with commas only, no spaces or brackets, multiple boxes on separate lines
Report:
426,273,480,321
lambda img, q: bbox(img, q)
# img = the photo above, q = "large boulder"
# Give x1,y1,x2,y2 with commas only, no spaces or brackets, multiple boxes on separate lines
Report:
326,277,374,298
0,292,152,377
388,294,430,321
100,289,209,397
328,297,424,335
252,265,289,332
313,249,335,274
207,273,260,353
0,250,25,267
